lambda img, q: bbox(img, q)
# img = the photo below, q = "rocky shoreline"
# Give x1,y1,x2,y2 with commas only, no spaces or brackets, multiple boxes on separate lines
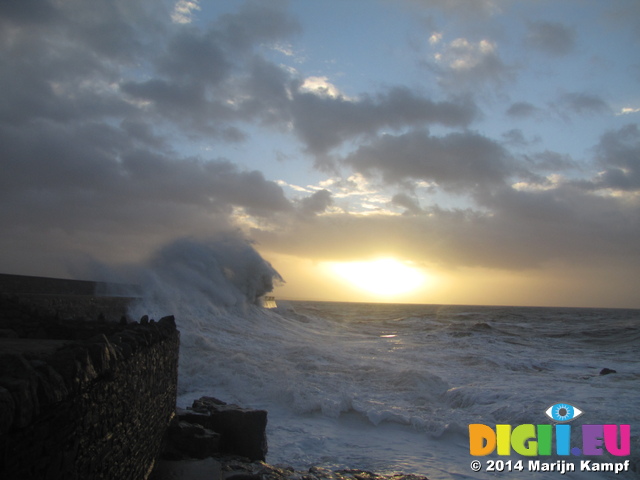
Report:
152,396,430,480
218,456,430,480
152,454,430,480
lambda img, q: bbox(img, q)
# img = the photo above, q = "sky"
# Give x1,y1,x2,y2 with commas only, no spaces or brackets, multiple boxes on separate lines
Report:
1,0,639,308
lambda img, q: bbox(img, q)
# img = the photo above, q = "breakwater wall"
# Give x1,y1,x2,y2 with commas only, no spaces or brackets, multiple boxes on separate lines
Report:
0,275,179,480
0,273,140,322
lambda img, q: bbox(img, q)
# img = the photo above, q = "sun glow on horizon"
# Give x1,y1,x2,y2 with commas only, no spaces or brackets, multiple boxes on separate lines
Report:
328,258,428,297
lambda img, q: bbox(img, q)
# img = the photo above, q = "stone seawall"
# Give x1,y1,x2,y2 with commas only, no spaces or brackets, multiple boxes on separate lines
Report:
0,292,179,480
0,273,140,322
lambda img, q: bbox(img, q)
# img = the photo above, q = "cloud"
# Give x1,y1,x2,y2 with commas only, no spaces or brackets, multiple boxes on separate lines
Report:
342,129,513,192
1,0,638,307
297,189,334,216
506,101,539,119
552,92,611,117
525,21,575,56
501,129,530,146
119,2,301,135
616,107,640,116
0,118,292,214
0,1,294,276
588,124,640,191
522,150,578,173
300,76,345,98
290,86,478,155
255,165,640,277
2,0,483,276
255,183,640,272
117,5,477,157
428,37,516,93
171,0,200,24
391,193,424,215
403,0,507,18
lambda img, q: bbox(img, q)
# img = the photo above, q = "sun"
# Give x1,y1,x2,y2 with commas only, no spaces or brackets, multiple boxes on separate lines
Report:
329,258,427,296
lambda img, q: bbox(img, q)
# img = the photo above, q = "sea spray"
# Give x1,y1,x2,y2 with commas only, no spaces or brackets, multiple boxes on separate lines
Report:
131,235,283,313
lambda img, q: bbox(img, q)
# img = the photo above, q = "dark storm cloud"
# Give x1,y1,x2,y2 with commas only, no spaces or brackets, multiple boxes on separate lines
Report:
297,190,334,216
0,0,298,274
525,21,575,57
391,193,423,215
289,87,478,155
342,129,513,192
119,2,300,136
0,0,57,25
0,118,293,273
584,124,640,191
0,119,292,226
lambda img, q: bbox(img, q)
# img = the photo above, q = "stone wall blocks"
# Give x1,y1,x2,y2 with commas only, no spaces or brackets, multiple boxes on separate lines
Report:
0,386,15,434
0,300,179,479
0,353,35,379
86,342,112,376
0,377,37,429
117,331,144,352
34,365,68,406
159,315,176,330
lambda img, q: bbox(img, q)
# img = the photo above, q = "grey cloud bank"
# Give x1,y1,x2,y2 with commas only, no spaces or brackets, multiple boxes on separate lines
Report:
0,0,638,306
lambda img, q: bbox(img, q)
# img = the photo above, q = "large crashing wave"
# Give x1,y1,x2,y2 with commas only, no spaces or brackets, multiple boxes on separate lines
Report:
127,235,283,318
122,235,297,409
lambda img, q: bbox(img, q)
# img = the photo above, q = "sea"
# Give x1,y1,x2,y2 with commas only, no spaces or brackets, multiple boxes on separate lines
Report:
124,239,640,480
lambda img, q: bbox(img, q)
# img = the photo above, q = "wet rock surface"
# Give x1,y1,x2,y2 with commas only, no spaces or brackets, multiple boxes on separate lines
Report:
215,456,430,480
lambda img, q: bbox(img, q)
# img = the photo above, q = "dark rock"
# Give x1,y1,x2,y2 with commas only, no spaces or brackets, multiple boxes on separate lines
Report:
599,368,617,375
180,397,268,461
224,472,262,480
166,419,221,459
150,458,222,480
214,456,431,480
192,396,228,411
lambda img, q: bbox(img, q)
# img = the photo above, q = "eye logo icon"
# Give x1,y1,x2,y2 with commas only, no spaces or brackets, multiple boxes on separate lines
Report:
545,403,583,423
